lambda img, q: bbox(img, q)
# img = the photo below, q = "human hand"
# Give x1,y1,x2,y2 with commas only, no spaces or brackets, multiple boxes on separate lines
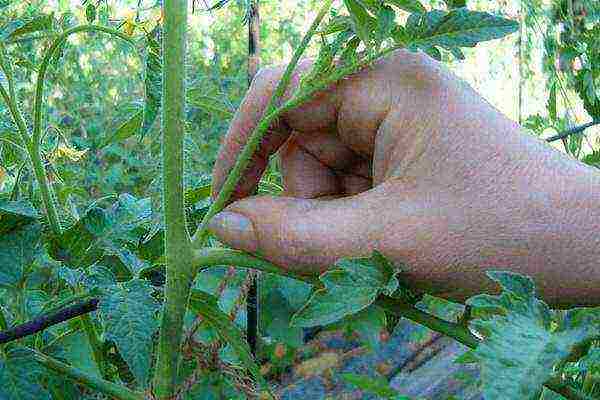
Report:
208,49,600,306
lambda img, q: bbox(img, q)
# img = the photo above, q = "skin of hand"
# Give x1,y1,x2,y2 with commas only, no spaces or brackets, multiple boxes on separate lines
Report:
208,49,600,308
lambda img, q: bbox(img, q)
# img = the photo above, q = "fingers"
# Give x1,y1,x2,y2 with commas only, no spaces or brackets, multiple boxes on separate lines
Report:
206,192,383,275
211,59,338,204
278,129,372,198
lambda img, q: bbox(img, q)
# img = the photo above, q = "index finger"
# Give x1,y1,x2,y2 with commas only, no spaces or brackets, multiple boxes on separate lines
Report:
211,58,339,203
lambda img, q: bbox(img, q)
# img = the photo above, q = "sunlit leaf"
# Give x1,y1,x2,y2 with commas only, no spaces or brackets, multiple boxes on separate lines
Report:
410,8,519,48
344,0,377,47
466,271,600,399
100,110,143,148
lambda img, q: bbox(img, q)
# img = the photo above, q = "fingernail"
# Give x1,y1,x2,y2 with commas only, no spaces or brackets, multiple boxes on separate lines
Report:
208,211,258,253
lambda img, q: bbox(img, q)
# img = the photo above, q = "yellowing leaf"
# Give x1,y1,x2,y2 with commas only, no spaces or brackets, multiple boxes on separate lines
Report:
123,20,136,36
49,144,88,163
0,166,5,186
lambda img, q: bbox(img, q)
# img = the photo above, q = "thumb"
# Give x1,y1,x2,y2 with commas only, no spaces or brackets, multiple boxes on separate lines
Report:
207,192,390,275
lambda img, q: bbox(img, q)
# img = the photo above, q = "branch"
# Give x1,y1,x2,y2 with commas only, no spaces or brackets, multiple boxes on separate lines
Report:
546,120,600,142
0,299,98,345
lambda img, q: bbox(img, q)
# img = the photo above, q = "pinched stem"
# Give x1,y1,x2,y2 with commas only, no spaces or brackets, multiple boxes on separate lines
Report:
190,0,335,247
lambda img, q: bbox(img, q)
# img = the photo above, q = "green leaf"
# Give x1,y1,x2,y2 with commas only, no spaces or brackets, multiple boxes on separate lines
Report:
443,0,466,9
291,251,399,327
341,373,399,398
48,208,108,267
1,14,54,40
321,15,352,35
0,348,51,400
583,150,600,167
113,248,149,278
189,290,272,396
0,223,42,288
98,279,159,388
385,0,426,14
0,200,38,234
338,305,387,349
375,6,397,44
412,8,519,49
187,91,234,118
100,110,143,148
185,177,213,206
141,31,162,139
344,0,377,47
466,271,598,399
82,265,117,292
85,4,96,24
47,330,101,378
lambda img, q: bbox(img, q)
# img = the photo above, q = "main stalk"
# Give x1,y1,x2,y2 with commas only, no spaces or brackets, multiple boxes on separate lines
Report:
153,0,194,397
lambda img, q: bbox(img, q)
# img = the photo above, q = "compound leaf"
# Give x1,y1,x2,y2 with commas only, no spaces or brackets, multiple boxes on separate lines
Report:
466,271,599,399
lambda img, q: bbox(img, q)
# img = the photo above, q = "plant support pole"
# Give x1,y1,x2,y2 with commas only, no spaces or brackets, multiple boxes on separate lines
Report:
153,0,195,397
246,0,260,357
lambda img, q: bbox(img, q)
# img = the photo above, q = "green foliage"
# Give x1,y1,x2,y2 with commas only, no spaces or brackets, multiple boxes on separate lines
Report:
141,29,162,140
0,348,50,400
0,13,53,40
189,289,272,395
341,372,411,399
98,278,159,388
0,222,42,288
2,1,595,400
290,251,400,327
465,271,600,399
406,8,518,60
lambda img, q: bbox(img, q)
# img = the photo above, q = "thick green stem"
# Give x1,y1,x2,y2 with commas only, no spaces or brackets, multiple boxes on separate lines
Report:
32,350,144,400
190,0,334,247
152,0,194,397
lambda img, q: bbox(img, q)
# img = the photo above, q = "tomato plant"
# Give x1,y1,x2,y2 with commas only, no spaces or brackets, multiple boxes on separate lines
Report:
0,1,599,400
